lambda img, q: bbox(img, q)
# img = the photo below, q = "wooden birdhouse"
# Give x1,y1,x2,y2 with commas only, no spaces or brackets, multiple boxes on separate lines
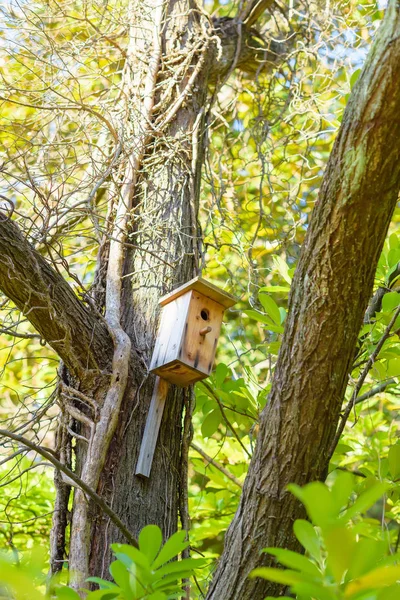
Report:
136,277,236,478
149,277,237,387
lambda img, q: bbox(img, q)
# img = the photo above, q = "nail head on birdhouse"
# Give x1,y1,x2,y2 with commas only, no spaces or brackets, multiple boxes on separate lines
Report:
149,276,237,387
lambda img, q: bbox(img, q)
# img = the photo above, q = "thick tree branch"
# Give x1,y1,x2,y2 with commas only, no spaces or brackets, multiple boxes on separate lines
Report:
0,215,113,377
207,3,400,598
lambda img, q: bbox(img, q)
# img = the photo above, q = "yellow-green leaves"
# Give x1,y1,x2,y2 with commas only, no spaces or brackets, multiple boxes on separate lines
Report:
252,473,399,599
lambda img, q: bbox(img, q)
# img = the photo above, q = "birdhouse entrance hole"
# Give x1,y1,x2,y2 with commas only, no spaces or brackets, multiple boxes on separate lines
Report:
200,308,209,321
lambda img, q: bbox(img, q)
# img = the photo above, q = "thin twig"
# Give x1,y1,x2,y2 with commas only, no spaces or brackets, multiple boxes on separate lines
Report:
329,305,400,459
191,442,243,488
200,381,251,459
0,428,138,548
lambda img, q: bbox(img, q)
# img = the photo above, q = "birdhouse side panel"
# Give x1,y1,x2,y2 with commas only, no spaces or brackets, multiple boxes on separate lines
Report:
149,291,191,372
181,292,225,376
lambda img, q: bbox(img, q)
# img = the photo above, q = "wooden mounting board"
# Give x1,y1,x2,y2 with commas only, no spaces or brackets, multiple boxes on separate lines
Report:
135,377,169,478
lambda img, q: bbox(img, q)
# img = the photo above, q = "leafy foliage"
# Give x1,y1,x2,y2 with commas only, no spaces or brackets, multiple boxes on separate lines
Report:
0,526,205,599
252,473,400,600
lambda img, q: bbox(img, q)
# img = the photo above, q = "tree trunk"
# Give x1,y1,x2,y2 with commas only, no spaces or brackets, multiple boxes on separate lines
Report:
86,0,211,577
206,3,400,598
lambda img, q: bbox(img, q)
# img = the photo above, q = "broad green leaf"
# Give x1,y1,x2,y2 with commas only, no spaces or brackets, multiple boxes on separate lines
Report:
292,582,337,600
389,233,399,251
86,591,119,600
378,585,400,600
350,69,361,89
201,409,220,438
293,520,321,562
288,482,336,526
347,538,387,579
111,544,150,569
139,525,163,564
243,310,284,333
382,292,400,314
345,565,400,597
258,294,281,325
331,471,354,515
387,358,400,377
323,525,355,582
151,531,189,570
154,557,206,580
86,578,118,590
342,481,388,523
250,567,308,586
272,256,292,284
109,559,133,598
264,548,321,578
215,363,229,387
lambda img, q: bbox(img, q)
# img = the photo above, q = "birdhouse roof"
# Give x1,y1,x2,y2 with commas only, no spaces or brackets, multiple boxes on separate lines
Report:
159,276,237,309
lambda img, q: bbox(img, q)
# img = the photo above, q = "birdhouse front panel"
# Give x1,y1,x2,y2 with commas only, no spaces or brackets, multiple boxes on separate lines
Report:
181,291,224,376
149,277,237,387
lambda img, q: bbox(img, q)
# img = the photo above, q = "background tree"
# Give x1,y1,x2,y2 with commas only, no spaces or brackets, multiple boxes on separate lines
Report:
1,1,400,599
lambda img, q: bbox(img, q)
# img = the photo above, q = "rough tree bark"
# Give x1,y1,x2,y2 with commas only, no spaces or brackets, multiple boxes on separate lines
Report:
206,3,400,598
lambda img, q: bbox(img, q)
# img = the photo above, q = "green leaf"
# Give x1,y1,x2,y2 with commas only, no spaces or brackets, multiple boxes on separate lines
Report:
387,358,400,377
347,538,387,579
331,471,354,515
109,559,132,598
292,582,337,600
154,557,206,580
258,294,281,325
215,363,229,387
293,520,321,562
242,310,284,333
346,565,400,596
288,482,337,526
272,256,292,283
250,567,307,586
389,233,399,251
139,525,163,564
388,444,400,480
201,409,220,438
382,292,400,313
111,544,150,570
86,591,119,600
151,531,189,570
278,307,286,324
323,525,355,582
342,480,388,523
264,548,321,578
